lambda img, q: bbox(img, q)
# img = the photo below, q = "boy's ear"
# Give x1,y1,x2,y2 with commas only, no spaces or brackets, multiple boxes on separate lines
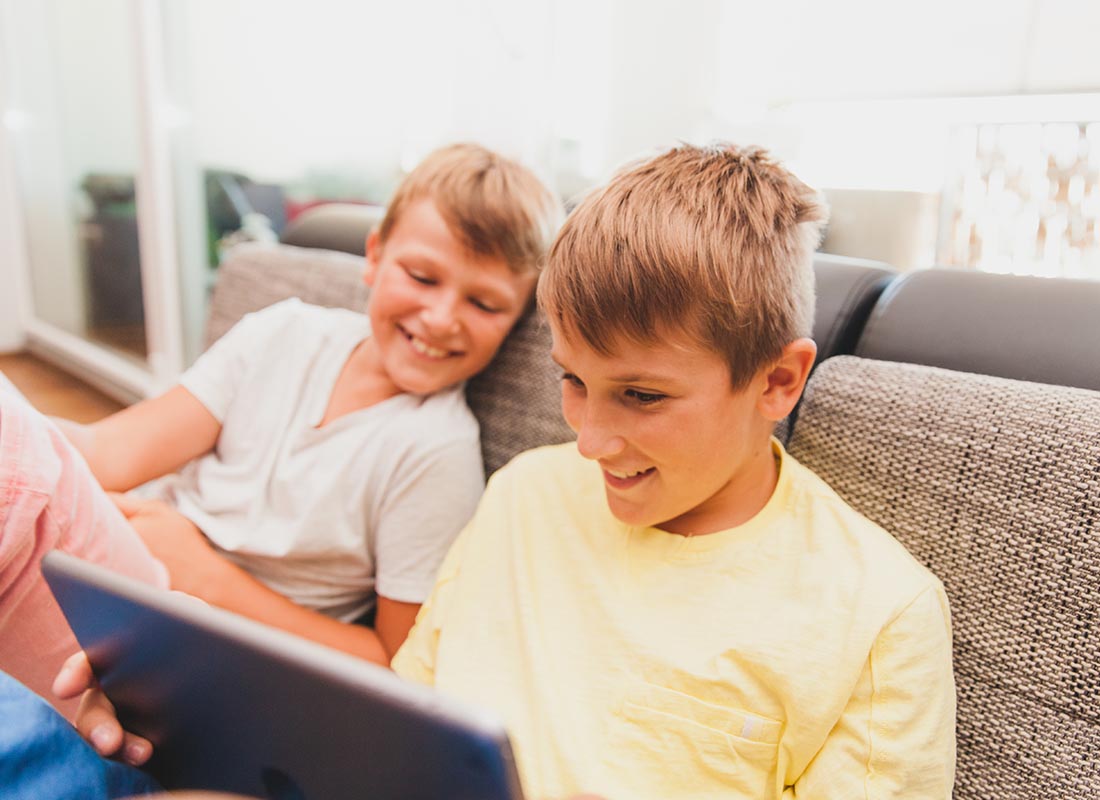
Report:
363,230,382,287
756,338,817,422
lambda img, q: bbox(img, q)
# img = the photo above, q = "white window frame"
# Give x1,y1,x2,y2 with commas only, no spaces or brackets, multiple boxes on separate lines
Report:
0,0,184,403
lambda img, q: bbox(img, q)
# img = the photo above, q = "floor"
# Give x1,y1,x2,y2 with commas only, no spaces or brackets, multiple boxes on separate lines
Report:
0,351,125,422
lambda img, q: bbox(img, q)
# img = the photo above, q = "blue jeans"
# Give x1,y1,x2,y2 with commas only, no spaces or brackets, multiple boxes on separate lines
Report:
0,670,162,799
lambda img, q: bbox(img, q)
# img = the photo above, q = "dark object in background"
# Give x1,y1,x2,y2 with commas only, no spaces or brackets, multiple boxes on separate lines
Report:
81,173,144,330
205,170,287,266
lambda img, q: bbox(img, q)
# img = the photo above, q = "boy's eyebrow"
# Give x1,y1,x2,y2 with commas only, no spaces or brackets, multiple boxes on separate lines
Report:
606,371,675,385
550,353,675,385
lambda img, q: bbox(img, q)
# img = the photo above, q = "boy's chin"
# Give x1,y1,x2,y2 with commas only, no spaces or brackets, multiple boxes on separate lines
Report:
603,494,667,531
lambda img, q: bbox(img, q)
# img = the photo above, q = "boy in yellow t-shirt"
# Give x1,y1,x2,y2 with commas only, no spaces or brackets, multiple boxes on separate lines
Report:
391,143,956,799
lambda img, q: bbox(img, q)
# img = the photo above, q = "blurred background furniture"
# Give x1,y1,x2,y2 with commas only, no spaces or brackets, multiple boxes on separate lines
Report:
278,202,384,257
81,174,144,330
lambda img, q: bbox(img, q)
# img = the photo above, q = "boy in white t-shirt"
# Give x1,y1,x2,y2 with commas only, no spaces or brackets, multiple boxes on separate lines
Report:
17,143,560,686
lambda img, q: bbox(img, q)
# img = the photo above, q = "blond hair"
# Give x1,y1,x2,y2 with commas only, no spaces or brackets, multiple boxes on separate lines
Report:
378,143,561,275
538,143,827,388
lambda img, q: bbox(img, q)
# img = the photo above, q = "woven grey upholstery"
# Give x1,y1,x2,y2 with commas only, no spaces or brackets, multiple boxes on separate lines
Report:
204,243,369,347
788,356,1100,799
205,243,573,475
467,307,575,475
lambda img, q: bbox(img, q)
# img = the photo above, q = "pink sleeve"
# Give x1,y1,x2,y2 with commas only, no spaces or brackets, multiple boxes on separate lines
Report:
0,381,168,720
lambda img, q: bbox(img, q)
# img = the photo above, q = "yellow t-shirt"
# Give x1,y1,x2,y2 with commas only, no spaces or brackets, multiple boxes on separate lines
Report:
392,441,956,799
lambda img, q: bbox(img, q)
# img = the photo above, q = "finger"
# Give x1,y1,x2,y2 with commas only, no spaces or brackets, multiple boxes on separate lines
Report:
52,650,96,699
65,664,155,766
75,687,125,758
118,730,155,766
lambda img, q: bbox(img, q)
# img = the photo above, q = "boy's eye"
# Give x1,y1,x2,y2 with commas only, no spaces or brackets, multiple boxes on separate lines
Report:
405,268,436,285
561,372,585,389
470,297,502,313
625,389,666,405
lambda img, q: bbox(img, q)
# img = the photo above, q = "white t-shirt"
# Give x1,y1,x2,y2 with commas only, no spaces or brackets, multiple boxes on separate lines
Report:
153,299,485,622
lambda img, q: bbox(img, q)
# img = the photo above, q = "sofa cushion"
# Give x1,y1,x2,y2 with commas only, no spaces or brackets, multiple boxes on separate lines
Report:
206,243,573,476
788,356,1100,799
855,268,1100,391
774,254,896,444
811,253,895,365
278,203,385,257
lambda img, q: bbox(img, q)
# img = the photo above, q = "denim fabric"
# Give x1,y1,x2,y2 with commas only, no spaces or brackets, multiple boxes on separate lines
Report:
0,670,162,799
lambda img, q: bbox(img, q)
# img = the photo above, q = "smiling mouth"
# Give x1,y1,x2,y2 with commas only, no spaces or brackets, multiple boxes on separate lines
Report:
603,466,656,489
400,326,456,360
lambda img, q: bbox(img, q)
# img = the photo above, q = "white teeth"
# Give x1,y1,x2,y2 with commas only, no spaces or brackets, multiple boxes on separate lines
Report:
409,335,448,359
606,467,650,479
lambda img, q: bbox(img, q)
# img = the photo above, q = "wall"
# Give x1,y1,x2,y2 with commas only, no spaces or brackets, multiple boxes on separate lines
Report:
170,0,558,192
821,189,941,270
0,92,27,352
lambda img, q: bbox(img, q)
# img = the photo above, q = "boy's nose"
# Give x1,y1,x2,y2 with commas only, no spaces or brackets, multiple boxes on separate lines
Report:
421,294,461,336
574,409,626,461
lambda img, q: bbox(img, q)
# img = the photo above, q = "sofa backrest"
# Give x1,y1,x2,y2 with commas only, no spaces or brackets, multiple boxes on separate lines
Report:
279,202,384,257
206,243,574,476
788,356,1100,799
204,243,369,345
811,253,895,365
775,254,897,443
855,267,1100,391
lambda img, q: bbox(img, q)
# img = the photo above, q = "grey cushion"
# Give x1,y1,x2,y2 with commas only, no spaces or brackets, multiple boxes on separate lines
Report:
812,253,895,364
855,268,1100,391
279,203,385,257
774,254,896,444
788,356,1100,799
206,243,573,476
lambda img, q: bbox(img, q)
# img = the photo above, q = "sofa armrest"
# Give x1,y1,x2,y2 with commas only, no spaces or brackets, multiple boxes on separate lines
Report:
789,356,1100,799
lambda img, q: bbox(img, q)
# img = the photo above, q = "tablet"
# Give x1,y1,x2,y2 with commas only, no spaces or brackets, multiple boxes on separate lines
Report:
42,551,525,800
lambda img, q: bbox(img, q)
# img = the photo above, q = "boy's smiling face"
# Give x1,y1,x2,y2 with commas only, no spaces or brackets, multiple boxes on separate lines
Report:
551,322,793,536
363,199,536,396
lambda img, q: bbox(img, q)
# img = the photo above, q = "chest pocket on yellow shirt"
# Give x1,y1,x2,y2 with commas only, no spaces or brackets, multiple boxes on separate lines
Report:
613,681,782,798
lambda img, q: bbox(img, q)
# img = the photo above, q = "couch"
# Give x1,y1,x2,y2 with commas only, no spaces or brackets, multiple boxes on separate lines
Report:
208,238,1100,799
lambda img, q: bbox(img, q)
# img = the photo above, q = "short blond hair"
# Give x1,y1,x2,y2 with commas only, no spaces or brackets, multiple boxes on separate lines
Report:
539,143,827,388
379,143,561,275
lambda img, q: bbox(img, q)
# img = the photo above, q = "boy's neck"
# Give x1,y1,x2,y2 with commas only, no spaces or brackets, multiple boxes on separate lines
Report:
658,436,780,537
318,339,405,428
